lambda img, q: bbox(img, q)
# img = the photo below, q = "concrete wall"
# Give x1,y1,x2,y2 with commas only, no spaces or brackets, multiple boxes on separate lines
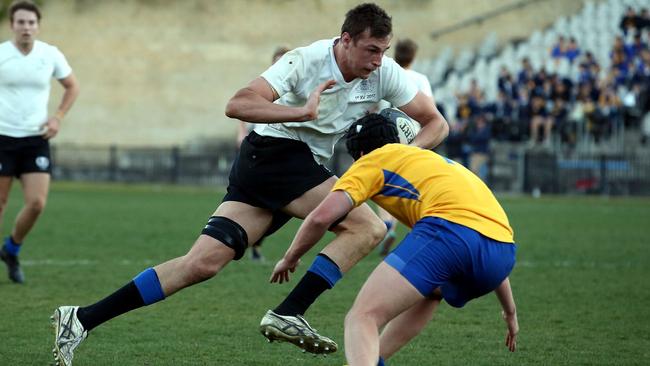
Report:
1,0,586,147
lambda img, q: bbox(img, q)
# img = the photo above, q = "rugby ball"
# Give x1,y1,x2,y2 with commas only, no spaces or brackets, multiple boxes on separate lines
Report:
379,108,421,144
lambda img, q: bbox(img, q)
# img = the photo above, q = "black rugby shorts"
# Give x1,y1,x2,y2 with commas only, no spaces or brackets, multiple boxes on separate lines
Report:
224,131,334,211
0,135,52,177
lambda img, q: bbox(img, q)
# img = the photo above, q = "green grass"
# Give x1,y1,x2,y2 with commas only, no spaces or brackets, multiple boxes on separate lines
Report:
1,182,649,365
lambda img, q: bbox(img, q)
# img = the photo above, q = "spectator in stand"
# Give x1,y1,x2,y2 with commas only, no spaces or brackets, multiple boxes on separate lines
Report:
580,51,599,69
632,49,650,113
466,115,491,181
572,82,598,142
446,94,472,165
517,57,535,87
592,87,622,143
516,85,531,140
487,90,517,141
628,33,648,61
551,97,572,146
620,7,639,35
528,93,553,147
577,63,593,86
550,36,566,60
467,78,483,104
497,66,518,100
611,36,633,63
550,75,572,104
610,50,631,88
565,37,581,64
638,8,650,32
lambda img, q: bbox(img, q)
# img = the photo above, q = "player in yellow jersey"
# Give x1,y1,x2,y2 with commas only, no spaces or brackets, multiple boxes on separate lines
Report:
270,113,518,365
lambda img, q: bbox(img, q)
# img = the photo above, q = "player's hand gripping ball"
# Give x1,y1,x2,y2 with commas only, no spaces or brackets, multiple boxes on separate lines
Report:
380,108,421,144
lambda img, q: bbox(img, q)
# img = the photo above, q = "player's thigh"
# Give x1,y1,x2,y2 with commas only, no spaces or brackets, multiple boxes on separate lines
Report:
181,202,274,266
282,176,338,219
213,200,274,246
283,176,382,230
348,262,424,327
18,172,50,206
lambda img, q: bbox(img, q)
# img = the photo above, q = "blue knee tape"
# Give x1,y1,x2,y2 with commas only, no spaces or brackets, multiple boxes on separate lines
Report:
307,254,342,288
133,268,166,305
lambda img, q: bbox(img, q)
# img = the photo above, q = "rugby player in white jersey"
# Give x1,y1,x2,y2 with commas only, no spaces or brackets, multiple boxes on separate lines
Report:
0,0,80,285
51,3,448,365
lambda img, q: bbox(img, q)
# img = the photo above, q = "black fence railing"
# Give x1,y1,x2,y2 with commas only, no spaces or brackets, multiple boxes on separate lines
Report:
51,142,650,196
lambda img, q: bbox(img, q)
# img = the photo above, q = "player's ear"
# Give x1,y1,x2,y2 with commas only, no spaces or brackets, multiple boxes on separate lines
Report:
341,32,352,48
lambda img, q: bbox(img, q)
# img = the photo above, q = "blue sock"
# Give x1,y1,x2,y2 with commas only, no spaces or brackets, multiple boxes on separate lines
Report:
133,268,165,305
3,236,22,256
378,356,386,366
307,254,342,288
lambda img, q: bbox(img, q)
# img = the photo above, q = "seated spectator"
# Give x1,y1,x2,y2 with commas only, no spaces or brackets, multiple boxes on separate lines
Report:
467,78,483,105
528,94,553,147
551,98,573,146
518,57,535,86
639,8,650,32
628,33,648,60
466,115,492,182
592,87,622,143
565,37,581,64
570,84,598,143
550,36,566,60
497,66,518,100
580,51,599,70
619,7,639,35
610,50,631,87
487,91,518,141
611,36,633,63
551,76,572,103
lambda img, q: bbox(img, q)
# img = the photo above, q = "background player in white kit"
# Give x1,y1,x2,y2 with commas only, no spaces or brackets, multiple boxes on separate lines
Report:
0,0,80,284
377,37,434,256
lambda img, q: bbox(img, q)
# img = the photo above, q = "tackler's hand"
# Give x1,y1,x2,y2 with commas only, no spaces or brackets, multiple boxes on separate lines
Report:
269,257,300,284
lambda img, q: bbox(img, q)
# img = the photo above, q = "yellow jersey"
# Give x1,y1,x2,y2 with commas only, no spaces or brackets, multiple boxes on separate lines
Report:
333,144,514,243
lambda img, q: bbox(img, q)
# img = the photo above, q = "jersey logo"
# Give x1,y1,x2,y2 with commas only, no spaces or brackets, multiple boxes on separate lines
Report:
349,79,378,103
380,170,420,201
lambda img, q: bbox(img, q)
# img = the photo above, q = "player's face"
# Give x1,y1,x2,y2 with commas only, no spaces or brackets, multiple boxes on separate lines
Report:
10,10,39,45
343,30,391,79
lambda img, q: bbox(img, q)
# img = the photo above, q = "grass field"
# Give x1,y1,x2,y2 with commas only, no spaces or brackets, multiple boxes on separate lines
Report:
0,182,649,365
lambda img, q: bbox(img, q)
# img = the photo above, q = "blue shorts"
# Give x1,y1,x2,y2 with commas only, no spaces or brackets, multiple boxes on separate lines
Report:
385,217,516,308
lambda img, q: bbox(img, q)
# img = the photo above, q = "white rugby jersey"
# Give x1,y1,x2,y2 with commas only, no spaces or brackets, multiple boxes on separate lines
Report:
0,40,72,137
405,69,432,97
257,38,418,165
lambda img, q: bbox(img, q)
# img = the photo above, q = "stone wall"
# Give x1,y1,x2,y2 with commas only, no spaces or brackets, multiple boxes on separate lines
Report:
1,0,586,147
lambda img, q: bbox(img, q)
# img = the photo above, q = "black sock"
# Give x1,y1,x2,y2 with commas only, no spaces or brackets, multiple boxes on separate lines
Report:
273,271,331,316
76,281,145,332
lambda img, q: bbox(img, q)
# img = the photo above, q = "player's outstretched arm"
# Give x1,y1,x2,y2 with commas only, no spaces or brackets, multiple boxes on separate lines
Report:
225,77,334,123
270,190,353,284
495,277,518,352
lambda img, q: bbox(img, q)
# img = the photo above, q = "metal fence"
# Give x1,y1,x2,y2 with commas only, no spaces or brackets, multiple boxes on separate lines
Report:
51,142,650,196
